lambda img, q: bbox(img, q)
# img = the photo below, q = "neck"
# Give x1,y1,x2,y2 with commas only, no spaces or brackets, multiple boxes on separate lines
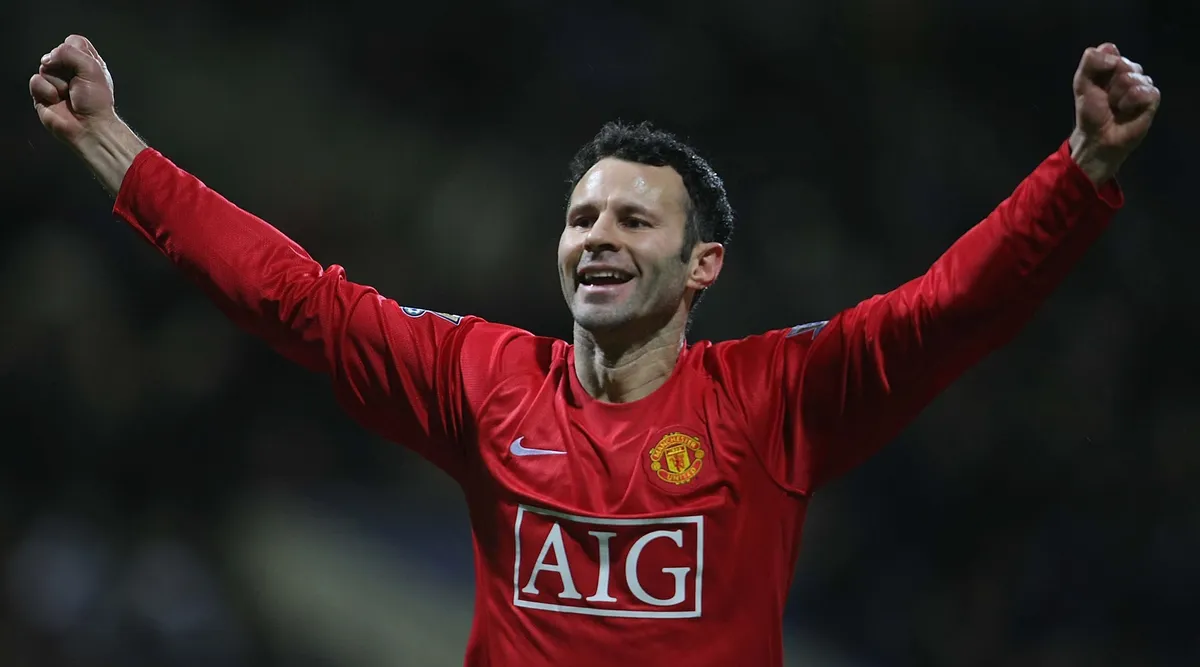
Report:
572,311,688,404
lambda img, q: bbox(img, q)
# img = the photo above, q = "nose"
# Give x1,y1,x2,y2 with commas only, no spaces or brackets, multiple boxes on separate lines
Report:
583,211,621,253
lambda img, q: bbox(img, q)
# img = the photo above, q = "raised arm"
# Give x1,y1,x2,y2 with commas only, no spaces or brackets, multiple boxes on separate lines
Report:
30,35,495,476
792,43,1160,490
716,43,1161,495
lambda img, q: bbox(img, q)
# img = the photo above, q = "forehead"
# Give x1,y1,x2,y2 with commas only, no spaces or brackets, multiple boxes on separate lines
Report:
569,158,688,217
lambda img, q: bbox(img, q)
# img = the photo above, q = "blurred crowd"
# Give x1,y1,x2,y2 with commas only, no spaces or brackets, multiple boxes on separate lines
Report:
2,0,1196,665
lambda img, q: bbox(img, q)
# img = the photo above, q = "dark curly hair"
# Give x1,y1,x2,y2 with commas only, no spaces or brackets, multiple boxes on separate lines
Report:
566,121,735,263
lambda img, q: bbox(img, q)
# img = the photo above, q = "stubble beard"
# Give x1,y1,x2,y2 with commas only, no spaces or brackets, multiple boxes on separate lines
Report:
571,272,688,345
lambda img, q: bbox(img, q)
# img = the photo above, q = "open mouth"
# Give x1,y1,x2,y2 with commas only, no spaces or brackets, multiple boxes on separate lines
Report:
575,267,635,297
577,269,634,287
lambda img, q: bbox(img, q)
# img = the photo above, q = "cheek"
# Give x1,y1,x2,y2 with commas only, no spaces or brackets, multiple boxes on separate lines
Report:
557,234,579,276
642,258,689,297
556,233,571,264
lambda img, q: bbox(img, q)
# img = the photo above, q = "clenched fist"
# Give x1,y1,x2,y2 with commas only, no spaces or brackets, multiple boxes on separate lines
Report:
1069,43,1161,185
30,35,119,146
30,35,146,195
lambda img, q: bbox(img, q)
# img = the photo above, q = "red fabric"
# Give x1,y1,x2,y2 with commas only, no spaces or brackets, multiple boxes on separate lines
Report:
112,141,1121,667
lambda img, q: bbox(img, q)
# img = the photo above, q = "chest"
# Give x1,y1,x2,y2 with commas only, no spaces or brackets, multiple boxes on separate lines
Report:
459,371,802,623
465,373,757,518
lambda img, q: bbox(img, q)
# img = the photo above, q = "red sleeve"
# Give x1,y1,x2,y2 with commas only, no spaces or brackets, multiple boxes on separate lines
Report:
717,141,1124,495
112,148,506,478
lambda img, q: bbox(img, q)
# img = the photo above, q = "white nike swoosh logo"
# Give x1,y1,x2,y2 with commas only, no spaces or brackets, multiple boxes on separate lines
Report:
509,437,566,457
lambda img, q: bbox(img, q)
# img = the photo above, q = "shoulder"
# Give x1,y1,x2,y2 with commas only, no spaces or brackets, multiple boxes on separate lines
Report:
454,321,569,413
691,320,829,375
455,317,568,377
677,321,831,420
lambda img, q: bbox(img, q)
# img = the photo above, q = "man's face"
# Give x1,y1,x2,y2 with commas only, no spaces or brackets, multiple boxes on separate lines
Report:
558,158,722,334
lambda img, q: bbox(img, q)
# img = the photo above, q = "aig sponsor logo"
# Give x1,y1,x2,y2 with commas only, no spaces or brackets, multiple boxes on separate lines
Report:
512,505,704,619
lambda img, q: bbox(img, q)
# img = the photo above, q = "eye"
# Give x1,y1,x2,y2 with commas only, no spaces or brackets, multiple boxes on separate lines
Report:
625,218,650,228
569,216,595,228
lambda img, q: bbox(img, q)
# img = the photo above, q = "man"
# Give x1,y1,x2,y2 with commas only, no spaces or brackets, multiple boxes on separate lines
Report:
30,34,1158,667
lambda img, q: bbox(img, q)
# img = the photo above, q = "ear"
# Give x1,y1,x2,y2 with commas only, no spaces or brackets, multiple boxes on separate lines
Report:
687,242,724,291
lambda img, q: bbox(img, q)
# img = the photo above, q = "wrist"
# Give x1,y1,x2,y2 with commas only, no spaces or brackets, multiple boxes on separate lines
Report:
1069,128,1123,186
71,116,148,196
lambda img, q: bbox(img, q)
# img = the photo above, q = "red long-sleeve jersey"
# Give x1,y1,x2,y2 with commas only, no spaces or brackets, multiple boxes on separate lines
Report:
113,141,1121,667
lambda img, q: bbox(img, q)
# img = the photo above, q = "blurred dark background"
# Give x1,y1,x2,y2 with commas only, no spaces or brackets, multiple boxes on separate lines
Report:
2,1,1197,666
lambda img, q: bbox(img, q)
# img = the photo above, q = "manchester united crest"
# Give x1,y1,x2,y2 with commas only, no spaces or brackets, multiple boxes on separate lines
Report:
648,432,705,486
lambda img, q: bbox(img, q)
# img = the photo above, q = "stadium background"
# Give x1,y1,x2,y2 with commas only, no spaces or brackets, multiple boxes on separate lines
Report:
2,1,1196,665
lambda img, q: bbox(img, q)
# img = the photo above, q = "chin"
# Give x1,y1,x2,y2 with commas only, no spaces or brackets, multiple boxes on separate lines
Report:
572,302,680,341
572,306,634,333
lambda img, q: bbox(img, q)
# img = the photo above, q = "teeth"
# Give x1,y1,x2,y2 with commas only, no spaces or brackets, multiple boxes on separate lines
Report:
578,269,629,283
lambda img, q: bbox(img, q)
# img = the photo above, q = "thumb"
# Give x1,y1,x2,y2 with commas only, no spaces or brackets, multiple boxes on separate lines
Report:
40,42,115,120
1075,44,1121,94
42,43,105,85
